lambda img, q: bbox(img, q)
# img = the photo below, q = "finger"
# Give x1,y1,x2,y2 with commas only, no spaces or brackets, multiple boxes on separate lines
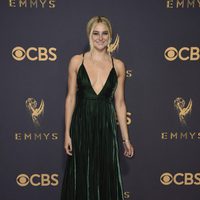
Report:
69,143,72,151
128,148,134,157
131,148,134,156
126,154,131,158
66,149,72,156
128,153,133,158
125,151,129,157
127,152,132,158
124,149,128,156
65,145,72,156
127,148,132,156
68,145,72,155
131,148,134,155
130,151,134,157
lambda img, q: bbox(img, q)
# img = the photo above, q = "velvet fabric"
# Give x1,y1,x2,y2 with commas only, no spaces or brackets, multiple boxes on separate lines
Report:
61,54,124,200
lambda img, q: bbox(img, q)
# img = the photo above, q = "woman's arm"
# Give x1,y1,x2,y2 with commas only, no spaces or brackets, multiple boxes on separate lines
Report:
114,59,130,141
114,58,134,158
65,55,82,138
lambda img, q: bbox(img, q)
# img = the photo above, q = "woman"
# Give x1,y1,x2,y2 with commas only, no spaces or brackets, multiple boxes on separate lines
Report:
61,16,135,200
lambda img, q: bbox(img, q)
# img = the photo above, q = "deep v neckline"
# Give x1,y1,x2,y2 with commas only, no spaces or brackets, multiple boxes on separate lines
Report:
82,63,114,96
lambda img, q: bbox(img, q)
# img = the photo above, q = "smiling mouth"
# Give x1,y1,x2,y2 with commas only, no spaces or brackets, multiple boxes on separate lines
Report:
96,42,105,45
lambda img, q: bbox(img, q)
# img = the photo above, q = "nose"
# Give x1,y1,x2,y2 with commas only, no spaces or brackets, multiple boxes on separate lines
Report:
99,34,103,40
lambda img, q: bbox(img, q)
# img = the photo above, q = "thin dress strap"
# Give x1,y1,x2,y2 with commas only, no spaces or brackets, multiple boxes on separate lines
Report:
82,53,85,65
111,56,114,68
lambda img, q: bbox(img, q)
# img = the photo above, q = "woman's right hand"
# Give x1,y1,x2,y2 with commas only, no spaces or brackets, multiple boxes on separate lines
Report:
64,135,72,156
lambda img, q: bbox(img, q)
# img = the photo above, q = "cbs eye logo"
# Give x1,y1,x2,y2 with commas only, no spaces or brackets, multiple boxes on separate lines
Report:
164,47,200,61
160,172,173,185
12,46,57,61
16,173,59,187
164,47,178,61
160,172,200,186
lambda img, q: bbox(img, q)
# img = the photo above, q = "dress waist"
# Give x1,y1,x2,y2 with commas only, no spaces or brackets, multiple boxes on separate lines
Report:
76,94,114,104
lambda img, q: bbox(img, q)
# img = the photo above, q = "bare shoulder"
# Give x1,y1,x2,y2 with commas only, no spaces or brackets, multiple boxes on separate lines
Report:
68,54,83,73
112,57,126,76
69,54,83,66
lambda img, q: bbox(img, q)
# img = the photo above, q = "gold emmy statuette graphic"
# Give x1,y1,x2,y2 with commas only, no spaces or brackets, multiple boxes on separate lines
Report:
25,98,44,127
174,97,192,125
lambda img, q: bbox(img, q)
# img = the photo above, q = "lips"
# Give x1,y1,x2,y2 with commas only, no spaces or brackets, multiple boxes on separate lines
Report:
96,41,106,45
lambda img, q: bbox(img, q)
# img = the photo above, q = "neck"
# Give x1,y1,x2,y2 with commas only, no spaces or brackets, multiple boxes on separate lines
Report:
89,48,110,61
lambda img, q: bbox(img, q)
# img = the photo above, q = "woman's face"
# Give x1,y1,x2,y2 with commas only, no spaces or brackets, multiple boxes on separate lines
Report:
90,22,110,51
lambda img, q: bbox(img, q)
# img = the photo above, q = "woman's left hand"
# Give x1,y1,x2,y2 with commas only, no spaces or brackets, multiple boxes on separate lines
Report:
123,140,135,158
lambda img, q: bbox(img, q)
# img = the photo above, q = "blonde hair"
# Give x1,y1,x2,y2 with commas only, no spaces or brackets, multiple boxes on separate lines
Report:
86,16,119,54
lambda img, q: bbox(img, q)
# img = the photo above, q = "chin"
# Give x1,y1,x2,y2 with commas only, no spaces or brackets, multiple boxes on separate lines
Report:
94,47,107,52
94,45,108,51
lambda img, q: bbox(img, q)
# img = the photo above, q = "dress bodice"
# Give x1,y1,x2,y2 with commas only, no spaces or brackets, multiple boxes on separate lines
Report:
76,54,118,103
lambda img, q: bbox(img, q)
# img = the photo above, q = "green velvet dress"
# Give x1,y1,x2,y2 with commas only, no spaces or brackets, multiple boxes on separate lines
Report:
61,53,125,200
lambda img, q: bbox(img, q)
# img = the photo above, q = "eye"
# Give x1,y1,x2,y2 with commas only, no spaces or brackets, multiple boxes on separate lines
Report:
103,32,108,35
92,32,99,35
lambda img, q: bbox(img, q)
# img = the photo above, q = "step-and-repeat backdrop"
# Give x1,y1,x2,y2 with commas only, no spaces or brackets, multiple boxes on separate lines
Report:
1,1,200,200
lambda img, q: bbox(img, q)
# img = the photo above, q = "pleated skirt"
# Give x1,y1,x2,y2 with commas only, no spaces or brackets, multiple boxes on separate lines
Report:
61,99,125,200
